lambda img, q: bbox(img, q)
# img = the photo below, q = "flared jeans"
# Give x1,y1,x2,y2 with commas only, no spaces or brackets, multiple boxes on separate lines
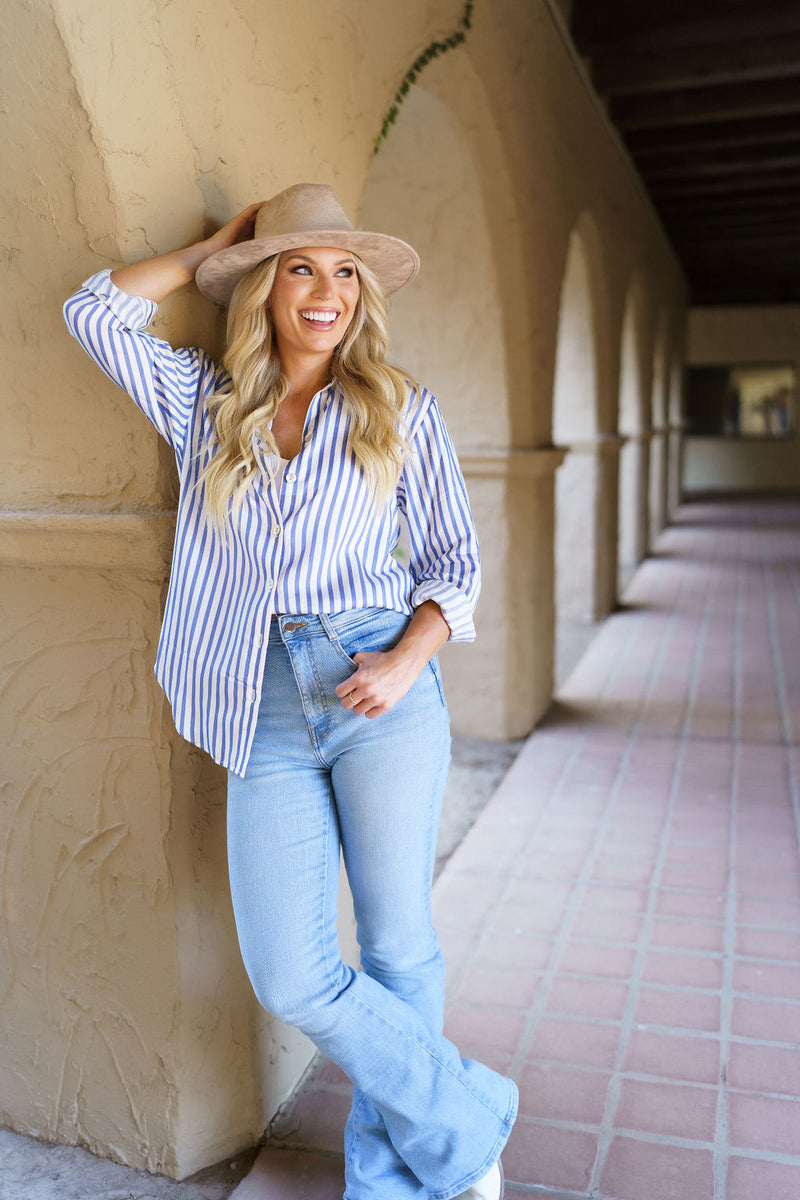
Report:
226,609,517,1200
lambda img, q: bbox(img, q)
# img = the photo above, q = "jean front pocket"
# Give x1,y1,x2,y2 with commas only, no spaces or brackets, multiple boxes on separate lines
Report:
326,608,410,669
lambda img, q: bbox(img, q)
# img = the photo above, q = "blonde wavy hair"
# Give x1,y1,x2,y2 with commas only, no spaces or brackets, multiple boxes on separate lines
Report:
200,251,413,524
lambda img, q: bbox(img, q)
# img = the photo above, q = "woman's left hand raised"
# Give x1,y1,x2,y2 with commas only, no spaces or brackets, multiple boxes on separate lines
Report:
334,649,425,718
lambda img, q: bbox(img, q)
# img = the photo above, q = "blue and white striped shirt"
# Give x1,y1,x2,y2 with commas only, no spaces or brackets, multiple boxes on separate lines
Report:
64,270,480,775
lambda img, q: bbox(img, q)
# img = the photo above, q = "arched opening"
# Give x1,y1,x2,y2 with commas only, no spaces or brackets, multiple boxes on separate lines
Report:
360,67,518,739
648,312,670,544
617,279,650,593
360,82,510,450
552,216,604,684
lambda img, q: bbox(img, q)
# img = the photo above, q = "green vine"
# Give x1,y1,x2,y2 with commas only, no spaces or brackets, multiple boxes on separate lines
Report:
373,1,474,154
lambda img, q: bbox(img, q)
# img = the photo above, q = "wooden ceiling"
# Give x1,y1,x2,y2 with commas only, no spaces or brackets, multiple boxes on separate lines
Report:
569,0,800,304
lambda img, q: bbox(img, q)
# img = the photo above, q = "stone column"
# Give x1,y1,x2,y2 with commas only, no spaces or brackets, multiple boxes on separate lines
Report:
440,447,566,740
668,421,688,515
618,429,652,591
0,508,329,1178
649,424,669,541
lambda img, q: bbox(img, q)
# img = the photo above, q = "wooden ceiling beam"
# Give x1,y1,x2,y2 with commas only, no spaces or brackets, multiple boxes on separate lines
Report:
662,192,800,216
573,2,800,55
647,170,800,199
611,76,800,130
671,225,800,250
640,152,800,183
625,113,800,156
590,35,800,96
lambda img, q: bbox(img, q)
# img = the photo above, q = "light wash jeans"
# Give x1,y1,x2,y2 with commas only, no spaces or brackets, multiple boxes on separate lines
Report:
227,609,517,1200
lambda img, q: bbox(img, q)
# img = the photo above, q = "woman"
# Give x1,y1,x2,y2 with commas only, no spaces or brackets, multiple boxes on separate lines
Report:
64,184,517,1200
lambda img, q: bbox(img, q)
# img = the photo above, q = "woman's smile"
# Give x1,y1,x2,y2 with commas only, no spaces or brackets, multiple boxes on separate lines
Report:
298,307,342,331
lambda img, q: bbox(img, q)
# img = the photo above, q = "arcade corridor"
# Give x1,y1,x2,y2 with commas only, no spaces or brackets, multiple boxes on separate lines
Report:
242,496,800,1200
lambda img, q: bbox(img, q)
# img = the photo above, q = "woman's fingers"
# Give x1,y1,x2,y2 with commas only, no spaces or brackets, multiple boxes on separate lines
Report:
334,650,421,716
204,202,264,255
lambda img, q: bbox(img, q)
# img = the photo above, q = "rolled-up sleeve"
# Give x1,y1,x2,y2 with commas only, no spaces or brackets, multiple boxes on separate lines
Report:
63,268,218,463
398,389,481,641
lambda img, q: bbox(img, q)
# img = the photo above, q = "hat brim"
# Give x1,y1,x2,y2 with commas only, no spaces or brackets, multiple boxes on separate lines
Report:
195,230,420,307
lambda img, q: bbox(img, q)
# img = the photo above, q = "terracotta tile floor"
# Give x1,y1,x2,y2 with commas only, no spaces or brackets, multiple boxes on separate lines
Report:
234,498,800,1200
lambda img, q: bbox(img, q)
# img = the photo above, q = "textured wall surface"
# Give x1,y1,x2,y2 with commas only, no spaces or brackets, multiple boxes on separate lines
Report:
1,0,685,1179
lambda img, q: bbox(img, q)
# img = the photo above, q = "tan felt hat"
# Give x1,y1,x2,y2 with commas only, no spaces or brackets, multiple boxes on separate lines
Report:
195,183,420,306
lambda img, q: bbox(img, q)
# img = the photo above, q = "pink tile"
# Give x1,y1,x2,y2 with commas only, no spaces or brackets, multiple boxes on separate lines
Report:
524,1017,621,1070
735,927,800,961
600,1136,714,1200
642,949,724,990
660,861,729,891
503,1121,598,1191
476,930,553,971
518,850,587,880
656,890,727,920
454,967,542,1009
545,976,629,1021
504,878,575,910
650,918,725,952
614,1078,718,1142
433,872,506,927
728,1092,800,1156
556,942,638,980
443,1005,526,1061
310,1058,351,1089
438,928,479,966
736,870,800,902
272,1089,351,1152
231,1146,345,1200
731,996,800,1041
733,959,800,1001
570,909,643,943
590,855,656,886
634,986,721,1033
736,897,800,928
728,1042,800,1095
518,1062,611,1123
727,1156,800,1200
490,902,564,934
583,884,649,913
622,1030,721,1085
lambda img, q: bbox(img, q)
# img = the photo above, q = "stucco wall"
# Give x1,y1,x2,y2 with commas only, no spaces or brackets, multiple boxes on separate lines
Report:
2,0,685,1178
684,306,800,493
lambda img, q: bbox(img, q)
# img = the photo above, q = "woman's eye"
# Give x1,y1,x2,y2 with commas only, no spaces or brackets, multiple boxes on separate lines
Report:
290,265,312,275
336,267,354,277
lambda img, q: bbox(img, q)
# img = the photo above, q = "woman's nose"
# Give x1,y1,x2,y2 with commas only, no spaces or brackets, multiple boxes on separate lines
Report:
313,274,334,298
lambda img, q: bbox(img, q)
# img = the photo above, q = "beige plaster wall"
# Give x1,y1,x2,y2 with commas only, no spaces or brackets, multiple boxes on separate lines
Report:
684,306,800,493
2,0,686,1178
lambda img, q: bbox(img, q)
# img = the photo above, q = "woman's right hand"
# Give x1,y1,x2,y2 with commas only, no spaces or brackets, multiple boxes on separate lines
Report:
200,202,264,260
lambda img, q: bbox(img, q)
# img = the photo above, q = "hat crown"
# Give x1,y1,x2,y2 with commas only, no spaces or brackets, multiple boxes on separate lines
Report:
253,183,354,241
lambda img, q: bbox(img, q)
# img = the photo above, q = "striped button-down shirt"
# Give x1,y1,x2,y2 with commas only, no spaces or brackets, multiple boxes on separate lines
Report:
64,270,480,775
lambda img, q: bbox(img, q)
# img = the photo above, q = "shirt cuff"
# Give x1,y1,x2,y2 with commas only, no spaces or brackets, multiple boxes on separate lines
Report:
411,581,476,642
80,268,158,331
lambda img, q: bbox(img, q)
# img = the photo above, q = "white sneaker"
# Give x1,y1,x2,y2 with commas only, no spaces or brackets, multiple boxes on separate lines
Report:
456,1159,504,1200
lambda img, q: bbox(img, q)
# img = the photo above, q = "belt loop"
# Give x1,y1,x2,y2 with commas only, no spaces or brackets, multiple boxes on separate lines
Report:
318,612,338,643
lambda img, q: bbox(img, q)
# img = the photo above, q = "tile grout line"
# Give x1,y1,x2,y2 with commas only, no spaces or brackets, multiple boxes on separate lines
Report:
761,539,800,860
589,516,726,1197
712,518,743,1200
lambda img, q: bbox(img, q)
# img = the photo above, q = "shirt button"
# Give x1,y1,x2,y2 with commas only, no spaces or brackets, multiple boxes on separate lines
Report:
272,523,281,537
248,688,256,703
255,633,263,647
285,473,297,483
266,579,274,591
